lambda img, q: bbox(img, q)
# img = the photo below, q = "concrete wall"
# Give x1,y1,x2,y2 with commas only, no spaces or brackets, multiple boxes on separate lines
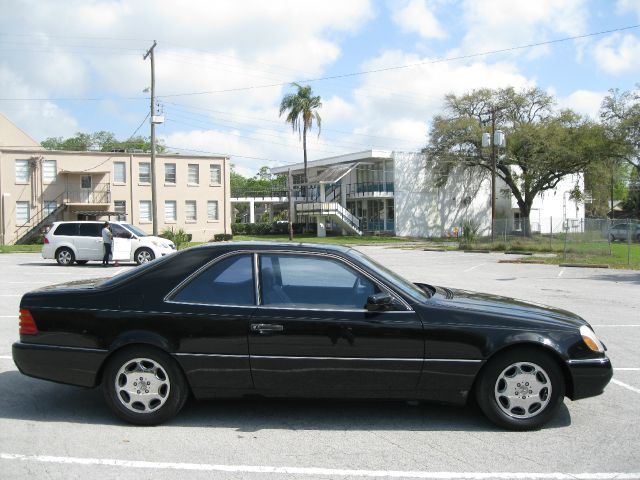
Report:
394,152,492,237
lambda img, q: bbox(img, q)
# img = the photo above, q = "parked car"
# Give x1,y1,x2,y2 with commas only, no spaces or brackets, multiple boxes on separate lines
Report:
42,221,176,265
14,242,612,430
608,222,640,242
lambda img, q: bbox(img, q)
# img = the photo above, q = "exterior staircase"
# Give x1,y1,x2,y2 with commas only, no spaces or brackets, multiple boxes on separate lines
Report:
296,202,362,236
14,192,67,245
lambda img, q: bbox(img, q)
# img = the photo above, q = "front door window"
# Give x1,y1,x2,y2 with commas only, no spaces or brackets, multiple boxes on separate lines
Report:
260,254,379,309
81,175,93,203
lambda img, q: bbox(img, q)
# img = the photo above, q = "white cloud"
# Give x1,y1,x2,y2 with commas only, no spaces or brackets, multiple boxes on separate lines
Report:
557,89,606,119
593,33,640,74
341,50,533,150
617,0,640,19
392,0,446,39
0,66,79,142
456,0,588,58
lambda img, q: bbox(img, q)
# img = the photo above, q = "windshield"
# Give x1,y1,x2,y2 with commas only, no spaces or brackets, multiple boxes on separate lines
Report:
349,249,431,303
122,223,147,237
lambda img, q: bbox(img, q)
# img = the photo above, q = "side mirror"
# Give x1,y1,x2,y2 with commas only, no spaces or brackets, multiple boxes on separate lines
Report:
365,292,393,312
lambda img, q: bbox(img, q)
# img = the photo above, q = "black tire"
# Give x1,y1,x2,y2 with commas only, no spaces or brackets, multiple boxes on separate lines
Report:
76,260,89,265
55,247,75,266
102,346,188,426
475,347,565,431
608,234,615,242
135,248,155,265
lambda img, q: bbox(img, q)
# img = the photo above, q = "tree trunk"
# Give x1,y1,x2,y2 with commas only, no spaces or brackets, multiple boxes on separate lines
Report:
518,201,533,237
303,125,308,230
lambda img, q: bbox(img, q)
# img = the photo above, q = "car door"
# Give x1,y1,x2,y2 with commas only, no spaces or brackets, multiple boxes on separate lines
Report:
76,223,103,260
110,224,133,262
248,252,424,397
164,252,256,394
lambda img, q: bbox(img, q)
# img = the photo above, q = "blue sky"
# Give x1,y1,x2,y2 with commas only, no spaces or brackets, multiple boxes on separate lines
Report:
0,0,639,176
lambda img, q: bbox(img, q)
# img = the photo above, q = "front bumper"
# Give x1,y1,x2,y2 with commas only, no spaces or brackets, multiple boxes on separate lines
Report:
12,342,108,388
567,356,613,400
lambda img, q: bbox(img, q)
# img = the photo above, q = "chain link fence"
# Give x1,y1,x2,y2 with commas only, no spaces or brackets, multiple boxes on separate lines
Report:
466,217,640,267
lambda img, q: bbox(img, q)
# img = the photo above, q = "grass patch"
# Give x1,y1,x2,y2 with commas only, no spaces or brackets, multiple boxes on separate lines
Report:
231,235,421,245
0,244,42,253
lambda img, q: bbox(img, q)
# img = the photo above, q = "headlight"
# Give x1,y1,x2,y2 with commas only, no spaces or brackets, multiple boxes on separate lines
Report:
580,326,605,353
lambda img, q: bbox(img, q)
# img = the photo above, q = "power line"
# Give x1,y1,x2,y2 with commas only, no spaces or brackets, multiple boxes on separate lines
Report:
2,24,637,102
157,24,640,99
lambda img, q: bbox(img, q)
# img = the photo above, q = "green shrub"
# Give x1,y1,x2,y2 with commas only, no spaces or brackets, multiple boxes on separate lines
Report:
461,219,480,244
160,227,192,249
213,233,233,242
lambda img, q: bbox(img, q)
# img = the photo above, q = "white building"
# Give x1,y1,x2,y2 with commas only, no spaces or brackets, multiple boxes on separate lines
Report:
259,150,584,237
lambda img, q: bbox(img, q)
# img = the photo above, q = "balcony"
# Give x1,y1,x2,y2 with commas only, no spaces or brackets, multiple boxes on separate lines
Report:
64,183,111,205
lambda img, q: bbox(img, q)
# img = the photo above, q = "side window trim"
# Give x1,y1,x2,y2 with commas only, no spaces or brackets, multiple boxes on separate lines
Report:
164,251,257,306
256,251,411,312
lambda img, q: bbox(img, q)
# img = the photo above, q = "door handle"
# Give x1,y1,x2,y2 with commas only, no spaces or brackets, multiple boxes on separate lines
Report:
251,323,284,334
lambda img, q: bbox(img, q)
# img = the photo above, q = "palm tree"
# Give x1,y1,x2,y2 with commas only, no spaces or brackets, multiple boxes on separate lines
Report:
279,83,322,191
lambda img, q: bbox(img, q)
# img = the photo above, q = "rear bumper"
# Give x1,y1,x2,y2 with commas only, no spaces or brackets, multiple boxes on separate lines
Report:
12,342,108,388
567,356,613,400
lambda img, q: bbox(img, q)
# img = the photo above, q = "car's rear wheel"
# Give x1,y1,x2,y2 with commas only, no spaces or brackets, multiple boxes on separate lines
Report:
475,348,564,431
102,346,188,425
135,248,155,265
55,247,75,266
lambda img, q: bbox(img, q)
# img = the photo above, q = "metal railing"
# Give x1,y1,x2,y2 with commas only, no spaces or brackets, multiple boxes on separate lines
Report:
64,183,111,204
296,202,361,234
13,191,67,244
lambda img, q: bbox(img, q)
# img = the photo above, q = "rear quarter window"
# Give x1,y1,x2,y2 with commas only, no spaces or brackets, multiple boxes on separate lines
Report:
79,223,102,237
53,223,79,236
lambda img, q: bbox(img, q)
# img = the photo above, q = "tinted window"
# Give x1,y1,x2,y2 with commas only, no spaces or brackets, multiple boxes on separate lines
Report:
79,223,102,237
172,254,255,306
111,224,132,238
260,254,379,309
53,223,79,236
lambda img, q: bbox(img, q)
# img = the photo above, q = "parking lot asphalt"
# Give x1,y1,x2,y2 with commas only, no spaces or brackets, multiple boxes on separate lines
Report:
0,248,639,479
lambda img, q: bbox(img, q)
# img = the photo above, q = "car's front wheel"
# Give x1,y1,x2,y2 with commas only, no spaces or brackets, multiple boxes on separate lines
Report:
135,248,155,265
102,346,188,425
475,348,565,431
55,247,75,266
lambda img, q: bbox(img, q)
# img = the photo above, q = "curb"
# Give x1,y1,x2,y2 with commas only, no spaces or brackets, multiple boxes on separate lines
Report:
462,249,491,253
559,263,610,269
499,259,546,264
504,251,533,255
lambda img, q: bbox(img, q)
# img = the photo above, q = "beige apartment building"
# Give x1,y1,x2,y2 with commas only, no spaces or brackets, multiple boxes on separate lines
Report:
0,114,231,244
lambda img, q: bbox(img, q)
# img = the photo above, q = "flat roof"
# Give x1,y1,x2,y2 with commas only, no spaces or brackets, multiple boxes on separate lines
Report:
271,150,392,175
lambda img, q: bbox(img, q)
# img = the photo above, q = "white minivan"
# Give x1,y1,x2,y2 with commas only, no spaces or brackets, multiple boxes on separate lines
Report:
42,221,176,265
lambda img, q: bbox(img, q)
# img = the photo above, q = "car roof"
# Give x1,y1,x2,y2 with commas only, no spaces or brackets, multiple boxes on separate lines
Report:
186,241,353,255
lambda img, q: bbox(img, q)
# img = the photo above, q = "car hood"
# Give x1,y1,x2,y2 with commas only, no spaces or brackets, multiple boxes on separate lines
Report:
425,285,588,329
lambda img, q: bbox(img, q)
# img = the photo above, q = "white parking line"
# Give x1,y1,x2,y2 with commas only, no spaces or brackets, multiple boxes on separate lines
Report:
558,268,565,277
591,325,640,327
611,379,640,394
1,453,639,479
463,263,486,273
615,368,640,371
0,356,12,360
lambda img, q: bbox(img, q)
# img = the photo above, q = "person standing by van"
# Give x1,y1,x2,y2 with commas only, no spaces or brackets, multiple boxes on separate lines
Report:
102,222,113,266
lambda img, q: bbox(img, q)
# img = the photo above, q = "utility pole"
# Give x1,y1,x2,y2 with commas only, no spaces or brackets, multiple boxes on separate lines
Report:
144,40,158,236
490,108,497,243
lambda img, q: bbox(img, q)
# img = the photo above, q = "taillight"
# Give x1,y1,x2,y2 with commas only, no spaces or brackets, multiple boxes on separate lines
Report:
44,237,49,244
19,309,38,335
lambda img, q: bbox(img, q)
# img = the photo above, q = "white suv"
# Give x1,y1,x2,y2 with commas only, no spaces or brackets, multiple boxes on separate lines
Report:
42,221,176,266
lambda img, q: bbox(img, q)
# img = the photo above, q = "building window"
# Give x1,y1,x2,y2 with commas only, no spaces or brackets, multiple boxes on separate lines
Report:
139,162,151,183
114,200,127,220
207,200,219,221
16,201,30,224
188,164,199,185
139,200,152,222
43,160,57,183
114,162,126,183
44,201,57,216
165,200,177,222
185,200,197,221
15,160,29,183
210,164,221,185
164,163,176,184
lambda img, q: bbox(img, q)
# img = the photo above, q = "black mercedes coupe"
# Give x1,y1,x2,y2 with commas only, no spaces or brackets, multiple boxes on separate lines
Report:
12,242,612,430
